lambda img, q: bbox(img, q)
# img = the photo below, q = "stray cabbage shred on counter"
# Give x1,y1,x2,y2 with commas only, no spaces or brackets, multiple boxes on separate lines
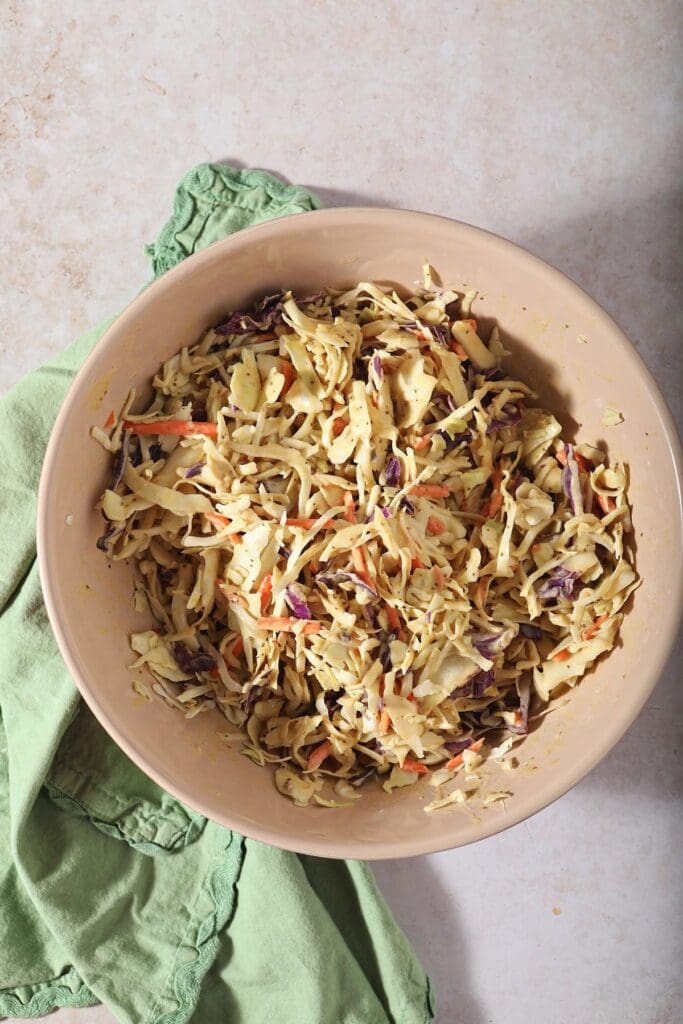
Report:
93,267,638,811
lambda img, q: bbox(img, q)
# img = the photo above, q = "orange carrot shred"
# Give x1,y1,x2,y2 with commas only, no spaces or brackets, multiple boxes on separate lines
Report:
258,574,273,614
307,739,333,771
413,435,432,451
581,614,608,642
426,516,445,536
104,410,116,429
551,648,571,662
257,617,322,634
402,758,429,774
411,554,424,571
379,709,391,735
280,360,296,395
597,494,616,515
231,637,244,657
432,566,445,588
410,484,449,498
286,517,336,530
384,604,403,640
446,738,484,771
205,511,231,529
124,419,218,437
464,318,477,330
229,533,242,545
450,341,469,360
343,491,356,524
332,416,349,436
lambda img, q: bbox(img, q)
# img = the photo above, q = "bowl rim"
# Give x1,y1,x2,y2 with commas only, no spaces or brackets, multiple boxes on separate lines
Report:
37,206,683,859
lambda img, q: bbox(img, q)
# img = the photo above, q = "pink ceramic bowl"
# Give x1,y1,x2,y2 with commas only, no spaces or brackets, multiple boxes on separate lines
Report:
37,209,683,858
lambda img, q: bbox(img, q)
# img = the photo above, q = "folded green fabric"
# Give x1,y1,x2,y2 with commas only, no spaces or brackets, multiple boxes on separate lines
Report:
0,164,435,1024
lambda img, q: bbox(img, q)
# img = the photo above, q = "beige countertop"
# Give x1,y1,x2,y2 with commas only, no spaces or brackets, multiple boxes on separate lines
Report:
2,2,681,1022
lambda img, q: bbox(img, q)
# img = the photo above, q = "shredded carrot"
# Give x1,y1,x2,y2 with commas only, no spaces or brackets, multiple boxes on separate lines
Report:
410,484,449,498
280,360,296,395
351,546,376,592
209,665,221,678
481,469,503,518
384,604,404,641
551,647,571,662
413,435,432,451
307,739,333,771
257,616,322,634
343,491,356,524
432,566,445,588
411,554,424,571
231,637,244,657
464,318,477,331
352,546,367,574
402,758,429,774
581,614,608,642
205,511,231,529
124,419,218,437
104,410,116,429
258,574,273,614
446,738,484,771
285,517,336,530
597,494,616,515
379,709,391,735
450,341,469,360
426,516,445,536
556,447,590,473
332,416,349,436
229,532,242,545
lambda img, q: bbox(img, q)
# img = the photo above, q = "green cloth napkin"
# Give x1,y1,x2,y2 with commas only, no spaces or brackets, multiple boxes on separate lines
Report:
0,164,435,1024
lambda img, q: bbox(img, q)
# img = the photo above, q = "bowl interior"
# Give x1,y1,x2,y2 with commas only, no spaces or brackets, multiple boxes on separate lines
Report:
38,209,683,858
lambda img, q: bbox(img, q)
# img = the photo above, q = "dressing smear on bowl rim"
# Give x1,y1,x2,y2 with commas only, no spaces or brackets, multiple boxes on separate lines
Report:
93,266,638,812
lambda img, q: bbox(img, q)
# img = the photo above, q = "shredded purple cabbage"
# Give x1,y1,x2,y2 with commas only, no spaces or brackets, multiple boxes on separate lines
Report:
430,322,451,347
537,566,581,601
482,367,506,382
438,428,472,451
444,736,475,754
284,584,312,619
381,507,391,519
148,442,163,462
109,431,131,491
244,684,262,714
384,456,401,487
362,604,379,628
398,496,415,515
96,524,123,552
561,443,584,516
315,570,377,597
214,292,284,335
487,403,523,434
324,688,343,714
185,463,203,479
519,622,543,641
451,668,495,699
372,354,383,381
174,642,216,675
470,632,511,659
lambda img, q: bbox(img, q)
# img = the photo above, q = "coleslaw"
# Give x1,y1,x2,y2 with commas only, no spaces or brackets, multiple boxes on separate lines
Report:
93,268,638,809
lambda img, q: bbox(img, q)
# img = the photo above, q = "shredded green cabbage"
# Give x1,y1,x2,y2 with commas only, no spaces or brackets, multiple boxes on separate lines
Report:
94,271,638,810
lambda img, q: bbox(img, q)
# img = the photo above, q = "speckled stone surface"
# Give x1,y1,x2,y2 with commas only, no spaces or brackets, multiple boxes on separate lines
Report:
1,3,681,1022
